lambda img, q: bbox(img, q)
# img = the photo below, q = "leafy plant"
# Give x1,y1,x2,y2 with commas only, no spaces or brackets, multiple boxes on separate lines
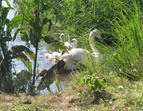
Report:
78,73,105,104
1,45,34,72
0,0,16,92
12,0,61,86
0,45,35,92
0,0,35,93
80,73,104,92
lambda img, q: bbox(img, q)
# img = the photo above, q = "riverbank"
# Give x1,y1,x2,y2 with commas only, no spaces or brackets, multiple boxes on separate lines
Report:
1,77,143,111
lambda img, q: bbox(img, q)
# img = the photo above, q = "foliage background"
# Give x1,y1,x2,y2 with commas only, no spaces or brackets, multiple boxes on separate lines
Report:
0,0,143,94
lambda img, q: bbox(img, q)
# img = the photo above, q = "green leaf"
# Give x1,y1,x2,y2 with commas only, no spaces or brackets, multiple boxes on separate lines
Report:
20,30,29,43
94,78,104,90
8,15,23,30
5,0,12,8
17,53,32,72
12,28,22,41
24,48,35,61
1,7,10,19
23,71,32,81
9,45,35,60
78,78,84,84
42,36,59,44
47,19,52,31
2,45,34,72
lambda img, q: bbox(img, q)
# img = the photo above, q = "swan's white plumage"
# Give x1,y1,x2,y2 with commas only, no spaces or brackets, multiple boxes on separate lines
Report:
59,33,74,50
44,34,77,66
61,48,84,61
70,38,77,49
45,51,62,64
60,48,95,66
59,33,66,42
45,29,101,70
64,41,73,50
60,29,101,68
89,29,101,57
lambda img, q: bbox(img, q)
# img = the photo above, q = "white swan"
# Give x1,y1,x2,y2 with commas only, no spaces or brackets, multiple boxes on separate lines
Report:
45,29,101,70
45,51,62,64
59,33,66,42
70,38,77,48
44,33,69,64
59,33,73,50
44,51,78,70
60,29,101,67
89,29,101,57
44,38,78,70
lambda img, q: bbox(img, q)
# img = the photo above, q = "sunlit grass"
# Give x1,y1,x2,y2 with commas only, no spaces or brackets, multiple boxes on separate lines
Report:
70,70,143,110
108,0,143,80
1,0,143,110
70,0,143,110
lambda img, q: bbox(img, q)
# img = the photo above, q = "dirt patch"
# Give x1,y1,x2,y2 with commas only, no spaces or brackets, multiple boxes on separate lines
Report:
0,91,87,111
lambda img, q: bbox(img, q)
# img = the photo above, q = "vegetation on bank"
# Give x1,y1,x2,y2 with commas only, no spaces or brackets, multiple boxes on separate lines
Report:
1,0,143,110
1,77,143,110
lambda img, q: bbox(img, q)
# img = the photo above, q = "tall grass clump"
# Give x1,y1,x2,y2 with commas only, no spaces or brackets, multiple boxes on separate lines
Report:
75,0,143,99
107,0,143,80
80,0,143,81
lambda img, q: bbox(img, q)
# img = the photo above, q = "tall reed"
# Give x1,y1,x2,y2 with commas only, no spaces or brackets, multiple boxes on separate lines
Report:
78,0,143,81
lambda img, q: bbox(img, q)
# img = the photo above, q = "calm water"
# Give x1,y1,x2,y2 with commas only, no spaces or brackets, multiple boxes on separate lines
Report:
8,38,53,72
8,37,71,94
8,35,61,93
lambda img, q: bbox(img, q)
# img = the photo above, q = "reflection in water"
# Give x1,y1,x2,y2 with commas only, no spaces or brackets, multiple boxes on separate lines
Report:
8,39,71,94
50,82,59,93
8,41,52,72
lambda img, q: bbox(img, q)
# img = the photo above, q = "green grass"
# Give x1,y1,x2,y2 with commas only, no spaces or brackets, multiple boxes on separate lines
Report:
1,73,143,111
10,103,53,111
71,1,143,109
86,0,143,80
1,0,143,110
109,0,143,80
68,71,143,110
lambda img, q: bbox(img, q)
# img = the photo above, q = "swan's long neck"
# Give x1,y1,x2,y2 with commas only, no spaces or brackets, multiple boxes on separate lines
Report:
89,29,101,57
60,33,66,42
71,38,77,48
